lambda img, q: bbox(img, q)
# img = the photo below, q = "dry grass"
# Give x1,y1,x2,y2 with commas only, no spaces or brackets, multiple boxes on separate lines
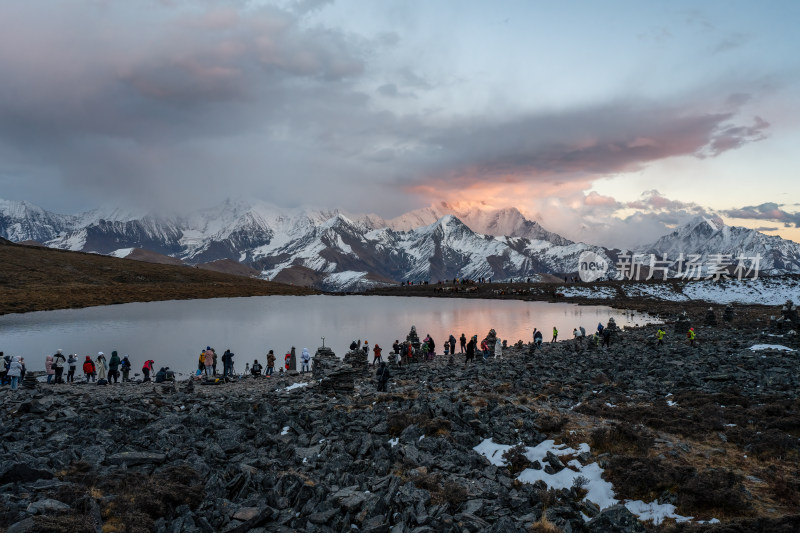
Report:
47,462,205,533
387,413,452,437
529,513,561,532
0,240,316,315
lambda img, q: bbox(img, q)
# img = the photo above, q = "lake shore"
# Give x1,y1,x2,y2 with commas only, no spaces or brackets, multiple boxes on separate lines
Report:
1,312,799,532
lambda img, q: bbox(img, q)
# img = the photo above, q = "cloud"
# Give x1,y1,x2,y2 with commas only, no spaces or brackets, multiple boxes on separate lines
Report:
701,116,769,156
0,1,780,221
724,202,800,227
405,101,768,200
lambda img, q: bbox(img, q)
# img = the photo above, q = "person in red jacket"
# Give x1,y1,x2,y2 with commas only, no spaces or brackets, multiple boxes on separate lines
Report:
142,359,155,382
372,344,383,367
82,356,96,383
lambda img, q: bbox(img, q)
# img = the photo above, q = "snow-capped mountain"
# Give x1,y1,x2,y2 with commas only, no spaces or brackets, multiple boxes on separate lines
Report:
2,197,798,290
386,202,571,245
0,199,75,243
636,215,800,275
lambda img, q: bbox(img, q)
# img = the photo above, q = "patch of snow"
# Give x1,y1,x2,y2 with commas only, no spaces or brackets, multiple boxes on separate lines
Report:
749,344,795,352
280,426,290,436
109,247,135,258
388,438,399,447
624,500,693,525
557,286,617,299
667,400,678,407
474,438,710,525
283,382,309,391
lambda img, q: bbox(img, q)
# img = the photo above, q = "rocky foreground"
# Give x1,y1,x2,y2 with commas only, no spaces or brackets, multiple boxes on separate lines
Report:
1,308,800,533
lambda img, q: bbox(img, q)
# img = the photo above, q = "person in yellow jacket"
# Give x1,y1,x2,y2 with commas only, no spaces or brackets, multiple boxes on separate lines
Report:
551,327,558,343
687,328,696,347
656,328,666,346
198,351,206,373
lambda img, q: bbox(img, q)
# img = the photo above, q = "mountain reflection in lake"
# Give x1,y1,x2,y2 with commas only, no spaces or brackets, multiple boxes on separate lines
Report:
0,295,656,372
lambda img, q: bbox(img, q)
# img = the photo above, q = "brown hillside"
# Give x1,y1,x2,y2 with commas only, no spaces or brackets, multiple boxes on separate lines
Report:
126,248,185,266
197,258,261,277
0,239,317,315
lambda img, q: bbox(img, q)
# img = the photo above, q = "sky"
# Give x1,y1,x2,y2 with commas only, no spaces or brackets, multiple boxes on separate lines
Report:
0,0,798,247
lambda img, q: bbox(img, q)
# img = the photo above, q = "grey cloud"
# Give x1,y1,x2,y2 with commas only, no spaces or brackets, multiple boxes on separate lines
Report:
0,1,780,219
409,101,767,191
724,202,800,227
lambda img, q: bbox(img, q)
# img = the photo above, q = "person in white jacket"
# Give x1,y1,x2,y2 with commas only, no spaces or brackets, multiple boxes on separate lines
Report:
300,348,311,374
494,338,503,359
7,356,22,390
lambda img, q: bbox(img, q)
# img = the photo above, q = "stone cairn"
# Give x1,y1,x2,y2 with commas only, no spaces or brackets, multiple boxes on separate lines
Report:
343,347,368,370
485,328,498,348
674,312,691,335
314,347,359,392
22,373,38,390
605,317,621,339
723,304,735,322
770,300,799,331
406,326,421,352
705,307,717,326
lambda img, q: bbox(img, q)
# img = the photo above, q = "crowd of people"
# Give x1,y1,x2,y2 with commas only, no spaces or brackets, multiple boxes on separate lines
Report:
195,346,313,380
2,321,691,393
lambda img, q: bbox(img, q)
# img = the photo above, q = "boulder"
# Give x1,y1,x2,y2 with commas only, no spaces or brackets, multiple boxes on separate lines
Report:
586,504,646,533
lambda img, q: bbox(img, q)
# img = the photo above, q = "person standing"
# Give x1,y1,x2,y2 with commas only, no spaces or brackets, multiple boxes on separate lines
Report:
120,355,131,382
83,356,96,383
495,338,503,359
108,351,121,384
459,333,467,354
67,354,77,383
449,335,457,356
579,326,586,344
551,327,558,343
465,336,476,366
363,340,370,358
375,362,391,392
45,354,55,384
53,350,66,384
204,347,214,377
266,350,276,377
7,356,22,391
212,349,218,375
687,328,696,347
251,359,262,376
602,328,612,348
198,350,205,374
480,338,489,360
372,344,383,366
96,352,108,382
222,349,234,377
656,328,666,347
301,348,311,374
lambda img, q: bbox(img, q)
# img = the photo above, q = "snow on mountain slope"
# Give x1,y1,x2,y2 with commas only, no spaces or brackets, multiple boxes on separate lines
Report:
0,199,76,243
387,203,570,245
638,215,800,275
4,197,799,291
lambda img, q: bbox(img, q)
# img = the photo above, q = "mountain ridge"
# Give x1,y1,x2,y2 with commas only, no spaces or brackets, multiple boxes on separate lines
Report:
2,197,799,290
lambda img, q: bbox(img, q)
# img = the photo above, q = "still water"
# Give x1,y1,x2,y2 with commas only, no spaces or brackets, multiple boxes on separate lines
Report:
0,295,656,373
